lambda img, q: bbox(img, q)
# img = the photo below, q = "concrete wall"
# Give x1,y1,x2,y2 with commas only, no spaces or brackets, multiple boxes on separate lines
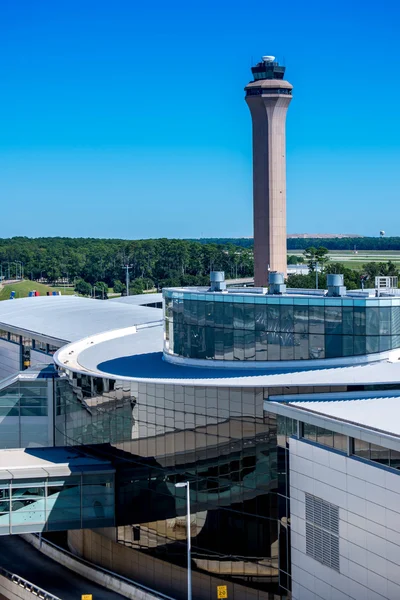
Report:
22,534,162,600
290,438,400,600
0,340,20,379
0,572,56,600
68,529,269,600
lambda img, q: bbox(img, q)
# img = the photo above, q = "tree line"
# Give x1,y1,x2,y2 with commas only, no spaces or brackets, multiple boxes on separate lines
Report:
193,237,400,251
0,237,254,292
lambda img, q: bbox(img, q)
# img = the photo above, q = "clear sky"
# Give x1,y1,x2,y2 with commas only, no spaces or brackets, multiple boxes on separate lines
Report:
1,0,399,239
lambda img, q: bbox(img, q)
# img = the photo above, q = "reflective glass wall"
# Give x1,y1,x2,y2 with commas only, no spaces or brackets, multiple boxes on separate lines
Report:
164,291,400,361
0,379,49,448
57,371,291,599
0,472,114,535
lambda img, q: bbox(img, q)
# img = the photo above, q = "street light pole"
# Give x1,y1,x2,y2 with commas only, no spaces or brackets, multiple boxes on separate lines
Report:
123,265,132,297
175,481,192,600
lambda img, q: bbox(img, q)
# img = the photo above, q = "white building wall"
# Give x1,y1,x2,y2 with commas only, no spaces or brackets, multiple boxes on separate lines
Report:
290,437,400,600
0,339,20,379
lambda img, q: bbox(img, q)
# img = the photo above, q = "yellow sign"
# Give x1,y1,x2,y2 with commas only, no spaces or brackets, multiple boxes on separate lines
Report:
217,586,228,599
82,595,92,600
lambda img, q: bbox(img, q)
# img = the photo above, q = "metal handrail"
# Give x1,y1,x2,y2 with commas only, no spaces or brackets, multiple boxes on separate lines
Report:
31,534,175,600
0,565,61,600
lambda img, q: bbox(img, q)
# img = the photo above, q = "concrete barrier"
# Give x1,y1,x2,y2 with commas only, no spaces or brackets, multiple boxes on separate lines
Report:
0,567,60,600
20,535,172,600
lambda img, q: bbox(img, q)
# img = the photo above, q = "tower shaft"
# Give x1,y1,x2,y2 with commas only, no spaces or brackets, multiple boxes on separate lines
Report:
245,58,292,287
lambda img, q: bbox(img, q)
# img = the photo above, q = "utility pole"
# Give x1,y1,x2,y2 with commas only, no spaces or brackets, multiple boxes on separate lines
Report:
124,265,132,296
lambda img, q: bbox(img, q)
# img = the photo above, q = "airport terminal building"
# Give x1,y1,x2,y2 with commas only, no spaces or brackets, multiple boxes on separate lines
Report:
0,278,400,600
1,56,400,600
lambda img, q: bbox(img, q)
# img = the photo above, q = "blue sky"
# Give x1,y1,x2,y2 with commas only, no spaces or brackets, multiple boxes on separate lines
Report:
1,0,399,239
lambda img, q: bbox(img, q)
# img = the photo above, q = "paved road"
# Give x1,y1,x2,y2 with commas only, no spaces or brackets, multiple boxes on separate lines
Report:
0,536,126,600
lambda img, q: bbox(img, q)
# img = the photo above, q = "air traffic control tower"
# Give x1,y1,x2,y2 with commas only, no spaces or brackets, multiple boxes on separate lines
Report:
245,56,292,286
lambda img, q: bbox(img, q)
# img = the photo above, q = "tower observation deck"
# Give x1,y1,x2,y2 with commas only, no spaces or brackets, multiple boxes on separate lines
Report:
245,56,292,286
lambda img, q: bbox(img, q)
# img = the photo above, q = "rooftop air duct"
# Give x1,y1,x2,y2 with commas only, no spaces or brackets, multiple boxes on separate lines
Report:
268,272,286,295
210,271,226,292
327,274,346,297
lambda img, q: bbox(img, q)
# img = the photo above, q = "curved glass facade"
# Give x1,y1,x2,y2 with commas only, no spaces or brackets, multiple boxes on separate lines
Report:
164,290,400,362
56,371,292,599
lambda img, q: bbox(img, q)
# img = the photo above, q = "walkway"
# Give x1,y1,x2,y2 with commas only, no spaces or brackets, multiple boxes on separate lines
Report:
0,536,126,600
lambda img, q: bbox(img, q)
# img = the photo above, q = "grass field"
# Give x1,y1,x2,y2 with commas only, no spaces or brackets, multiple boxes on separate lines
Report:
289,250,400,269
0,280,76,301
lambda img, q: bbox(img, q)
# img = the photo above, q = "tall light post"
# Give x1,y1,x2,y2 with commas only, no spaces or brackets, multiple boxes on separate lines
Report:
123,265,132,296
175,481,192,600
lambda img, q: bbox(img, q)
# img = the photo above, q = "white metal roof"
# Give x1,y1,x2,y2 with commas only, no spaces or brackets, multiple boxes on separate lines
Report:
109,293,162,306
282,395,400,438
0,296,162,343
0,447,113,480
54,323,400,388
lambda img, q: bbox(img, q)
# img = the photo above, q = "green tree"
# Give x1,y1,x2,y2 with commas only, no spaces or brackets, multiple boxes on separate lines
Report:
74,279,92,296
94,281,108,299
113,280,126,294
303,247,330,272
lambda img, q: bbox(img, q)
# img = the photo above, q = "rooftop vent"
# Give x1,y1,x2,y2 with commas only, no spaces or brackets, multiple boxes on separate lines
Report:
268,272,286,295
327,274,346,297
210,271,226,292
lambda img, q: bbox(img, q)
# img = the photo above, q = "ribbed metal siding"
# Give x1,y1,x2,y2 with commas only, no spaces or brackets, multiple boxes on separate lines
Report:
305,493,340,572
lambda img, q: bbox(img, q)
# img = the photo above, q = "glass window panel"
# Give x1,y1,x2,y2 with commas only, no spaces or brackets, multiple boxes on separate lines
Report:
317,427,333,448
342,335,354,357
366,307,380,336
294,305,308,333
379,336,391,353
20,406,47,417
233,304,245,329
234,330,245,360
243,304,255,330
267,305,280,333
354,307,366,336
267,332,280,360
379,307,391,336
212,301,221,328
255,330,268,360
255,305,267,331
309,306,324,334
309,334,325,359
325,335,342,359
342,307,354,335
294,333,309,360
197,301,206,327
223,302,233,328
244,331,255,360
390,449,400,469
392,307,400,336
280,336,294,361
280,306,294,333
183,300,192,324
333,432,347,452
370,443,390,466
303,423,317,442
354,336,366,356
34,340,47,351
214,328,224,360
205,327,214,359
223,328,234,360
366,336,379,355
325,307,342,335
353,438,369,459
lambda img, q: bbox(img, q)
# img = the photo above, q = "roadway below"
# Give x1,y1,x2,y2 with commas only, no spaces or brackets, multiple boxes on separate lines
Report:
0,536,126,600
